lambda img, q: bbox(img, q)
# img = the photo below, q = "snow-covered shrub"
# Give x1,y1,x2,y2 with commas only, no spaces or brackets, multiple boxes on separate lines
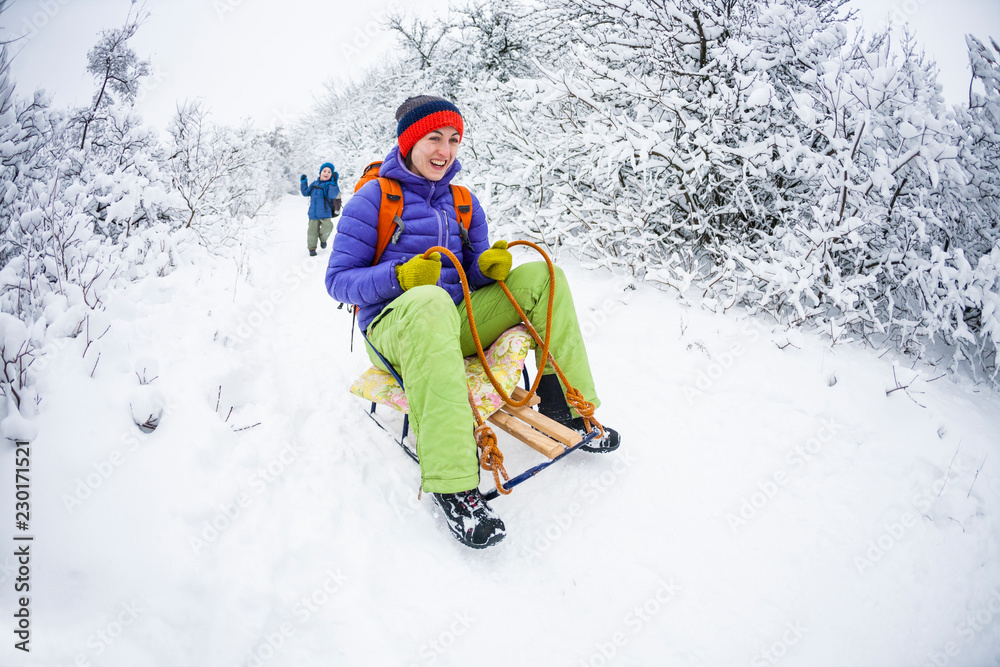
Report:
293,63,416,188
0,5,299,434
464,0,998,382
299,0,1000,382
296,0,566,189
0,59,189,430
165,101,285,247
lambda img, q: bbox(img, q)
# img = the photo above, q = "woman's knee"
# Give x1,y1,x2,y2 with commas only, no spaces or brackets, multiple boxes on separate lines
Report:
508,261,567,290
400,286,460,331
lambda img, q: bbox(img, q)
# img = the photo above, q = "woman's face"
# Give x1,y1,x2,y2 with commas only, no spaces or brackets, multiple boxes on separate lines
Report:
407,127,460,181
320,167,332,181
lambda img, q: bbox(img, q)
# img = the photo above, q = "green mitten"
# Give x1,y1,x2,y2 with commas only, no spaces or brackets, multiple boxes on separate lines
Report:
478,240,512,281
396,253,441,291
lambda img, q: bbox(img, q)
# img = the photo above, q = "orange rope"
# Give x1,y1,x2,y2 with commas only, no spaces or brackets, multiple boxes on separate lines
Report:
469,388,511,495
422,242,604,494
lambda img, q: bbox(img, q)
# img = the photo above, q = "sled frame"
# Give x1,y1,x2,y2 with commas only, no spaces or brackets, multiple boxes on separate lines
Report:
360,330,598,499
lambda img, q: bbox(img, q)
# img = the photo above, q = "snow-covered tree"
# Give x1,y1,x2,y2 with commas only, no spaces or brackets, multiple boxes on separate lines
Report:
449,0,539,81
165,101,284,245
461,0,995,380
303,0,1000,383
77,3,151,149
384,9,452,71
0,5,186,433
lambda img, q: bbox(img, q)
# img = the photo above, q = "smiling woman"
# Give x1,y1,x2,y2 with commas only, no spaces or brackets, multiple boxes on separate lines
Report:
323,94,622,549
395,95,464,180
407,127,461,180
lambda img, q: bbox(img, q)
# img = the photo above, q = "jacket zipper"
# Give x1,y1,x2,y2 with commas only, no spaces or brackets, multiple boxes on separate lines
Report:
427,182,447,253
421,182,451,288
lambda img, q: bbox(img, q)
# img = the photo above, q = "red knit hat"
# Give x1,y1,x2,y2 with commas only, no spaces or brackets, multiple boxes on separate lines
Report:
395,96,464,158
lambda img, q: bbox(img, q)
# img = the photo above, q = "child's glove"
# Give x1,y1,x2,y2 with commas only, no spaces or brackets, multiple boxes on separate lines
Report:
300,174,307,182
478,240,512,281
396,253,441,291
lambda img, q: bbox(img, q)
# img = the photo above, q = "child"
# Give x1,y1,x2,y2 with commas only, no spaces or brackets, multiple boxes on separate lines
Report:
300,163,342,256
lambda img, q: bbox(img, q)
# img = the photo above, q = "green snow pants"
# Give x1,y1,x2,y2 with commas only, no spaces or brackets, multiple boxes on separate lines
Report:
364,261,600,494
308,218,333,251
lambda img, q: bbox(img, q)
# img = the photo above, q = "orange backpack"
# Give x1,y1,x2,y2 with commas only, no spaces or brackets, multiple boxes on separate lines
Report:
354,161,473,265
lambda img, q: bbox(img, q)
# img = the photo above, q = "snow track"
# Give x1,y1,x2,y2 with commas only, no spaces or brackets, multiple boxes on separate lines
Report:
3,195,999,667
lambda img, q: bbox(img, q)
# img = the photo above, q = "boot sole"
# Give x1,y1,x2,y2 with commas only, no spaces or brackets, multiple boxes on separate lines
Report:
445,525,507,549
581,443,620,454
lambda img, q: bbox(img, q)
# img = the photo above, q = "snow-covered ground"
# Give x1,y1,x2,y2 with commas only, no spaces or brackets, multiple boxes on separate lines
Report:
2,194,999,667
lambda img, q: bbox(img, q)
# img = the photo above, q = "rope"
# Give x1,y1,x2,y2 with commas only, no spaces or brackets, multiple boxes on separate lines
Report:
469,389,511,495
422,242,604,494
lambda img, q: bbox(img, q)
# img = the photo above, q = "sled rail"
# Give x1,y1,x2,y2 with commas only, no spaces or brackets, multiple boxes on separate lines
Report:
353,326,596,497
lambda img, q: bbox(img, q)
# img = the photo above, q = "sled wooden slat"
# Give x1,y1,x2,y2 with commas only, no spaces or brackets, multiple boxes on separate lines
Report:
509,386,540,407
499,403,582,448
487,410,564,459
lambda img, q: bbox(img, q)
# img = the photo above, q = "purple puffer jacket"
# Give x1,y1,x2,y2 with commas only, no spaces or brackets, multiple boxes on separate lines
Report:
325,145,493,333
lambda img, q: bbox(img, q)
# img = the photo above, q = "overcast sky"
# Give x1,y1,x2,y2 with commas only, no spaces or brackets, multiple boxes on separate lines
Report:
0,0,453,130
1,0,998,132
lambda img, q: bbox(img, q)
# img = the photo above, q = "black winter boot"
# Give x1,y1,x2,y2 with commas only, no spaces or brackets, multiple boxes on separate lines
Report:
536,373,573,424
563,417,621,454
432,488,506,549
535,373,620,454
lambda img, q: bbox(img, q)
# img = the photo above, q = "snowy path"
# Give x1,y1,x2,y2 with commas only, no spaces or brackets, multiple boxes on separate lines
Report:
3,195,999,667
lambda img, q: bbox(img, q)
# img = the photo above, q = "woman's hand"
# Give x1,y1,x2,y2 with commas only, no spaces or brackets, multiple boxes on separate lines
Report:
396,253,442,291
478,240,512,281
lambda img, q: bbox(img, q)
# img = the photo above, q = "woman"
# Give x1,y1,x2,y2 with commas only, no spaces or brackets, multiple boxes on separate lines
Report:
326,96,619,549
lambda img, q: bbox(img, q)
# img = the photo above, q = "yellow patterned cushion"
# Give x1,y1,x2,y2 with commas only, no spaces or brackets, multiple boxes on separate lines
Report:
350,324,533,420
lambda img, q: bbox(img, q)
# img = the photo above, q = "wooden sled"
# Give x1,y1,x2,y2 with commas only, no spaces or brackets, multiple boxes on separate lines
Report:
349,324,597,498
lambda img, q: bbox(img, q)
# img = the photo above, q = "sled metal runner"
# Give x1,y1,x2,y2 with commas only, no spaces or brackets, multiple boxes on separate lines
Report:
361,330,598,499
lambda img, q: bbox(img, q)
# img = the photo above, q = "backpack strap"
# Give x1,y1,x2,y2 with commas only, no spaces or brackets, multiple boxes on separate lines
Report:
450,184,473,249
370,181,472,265
451,185,472,230
354,161,382,194
372,177,404,265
